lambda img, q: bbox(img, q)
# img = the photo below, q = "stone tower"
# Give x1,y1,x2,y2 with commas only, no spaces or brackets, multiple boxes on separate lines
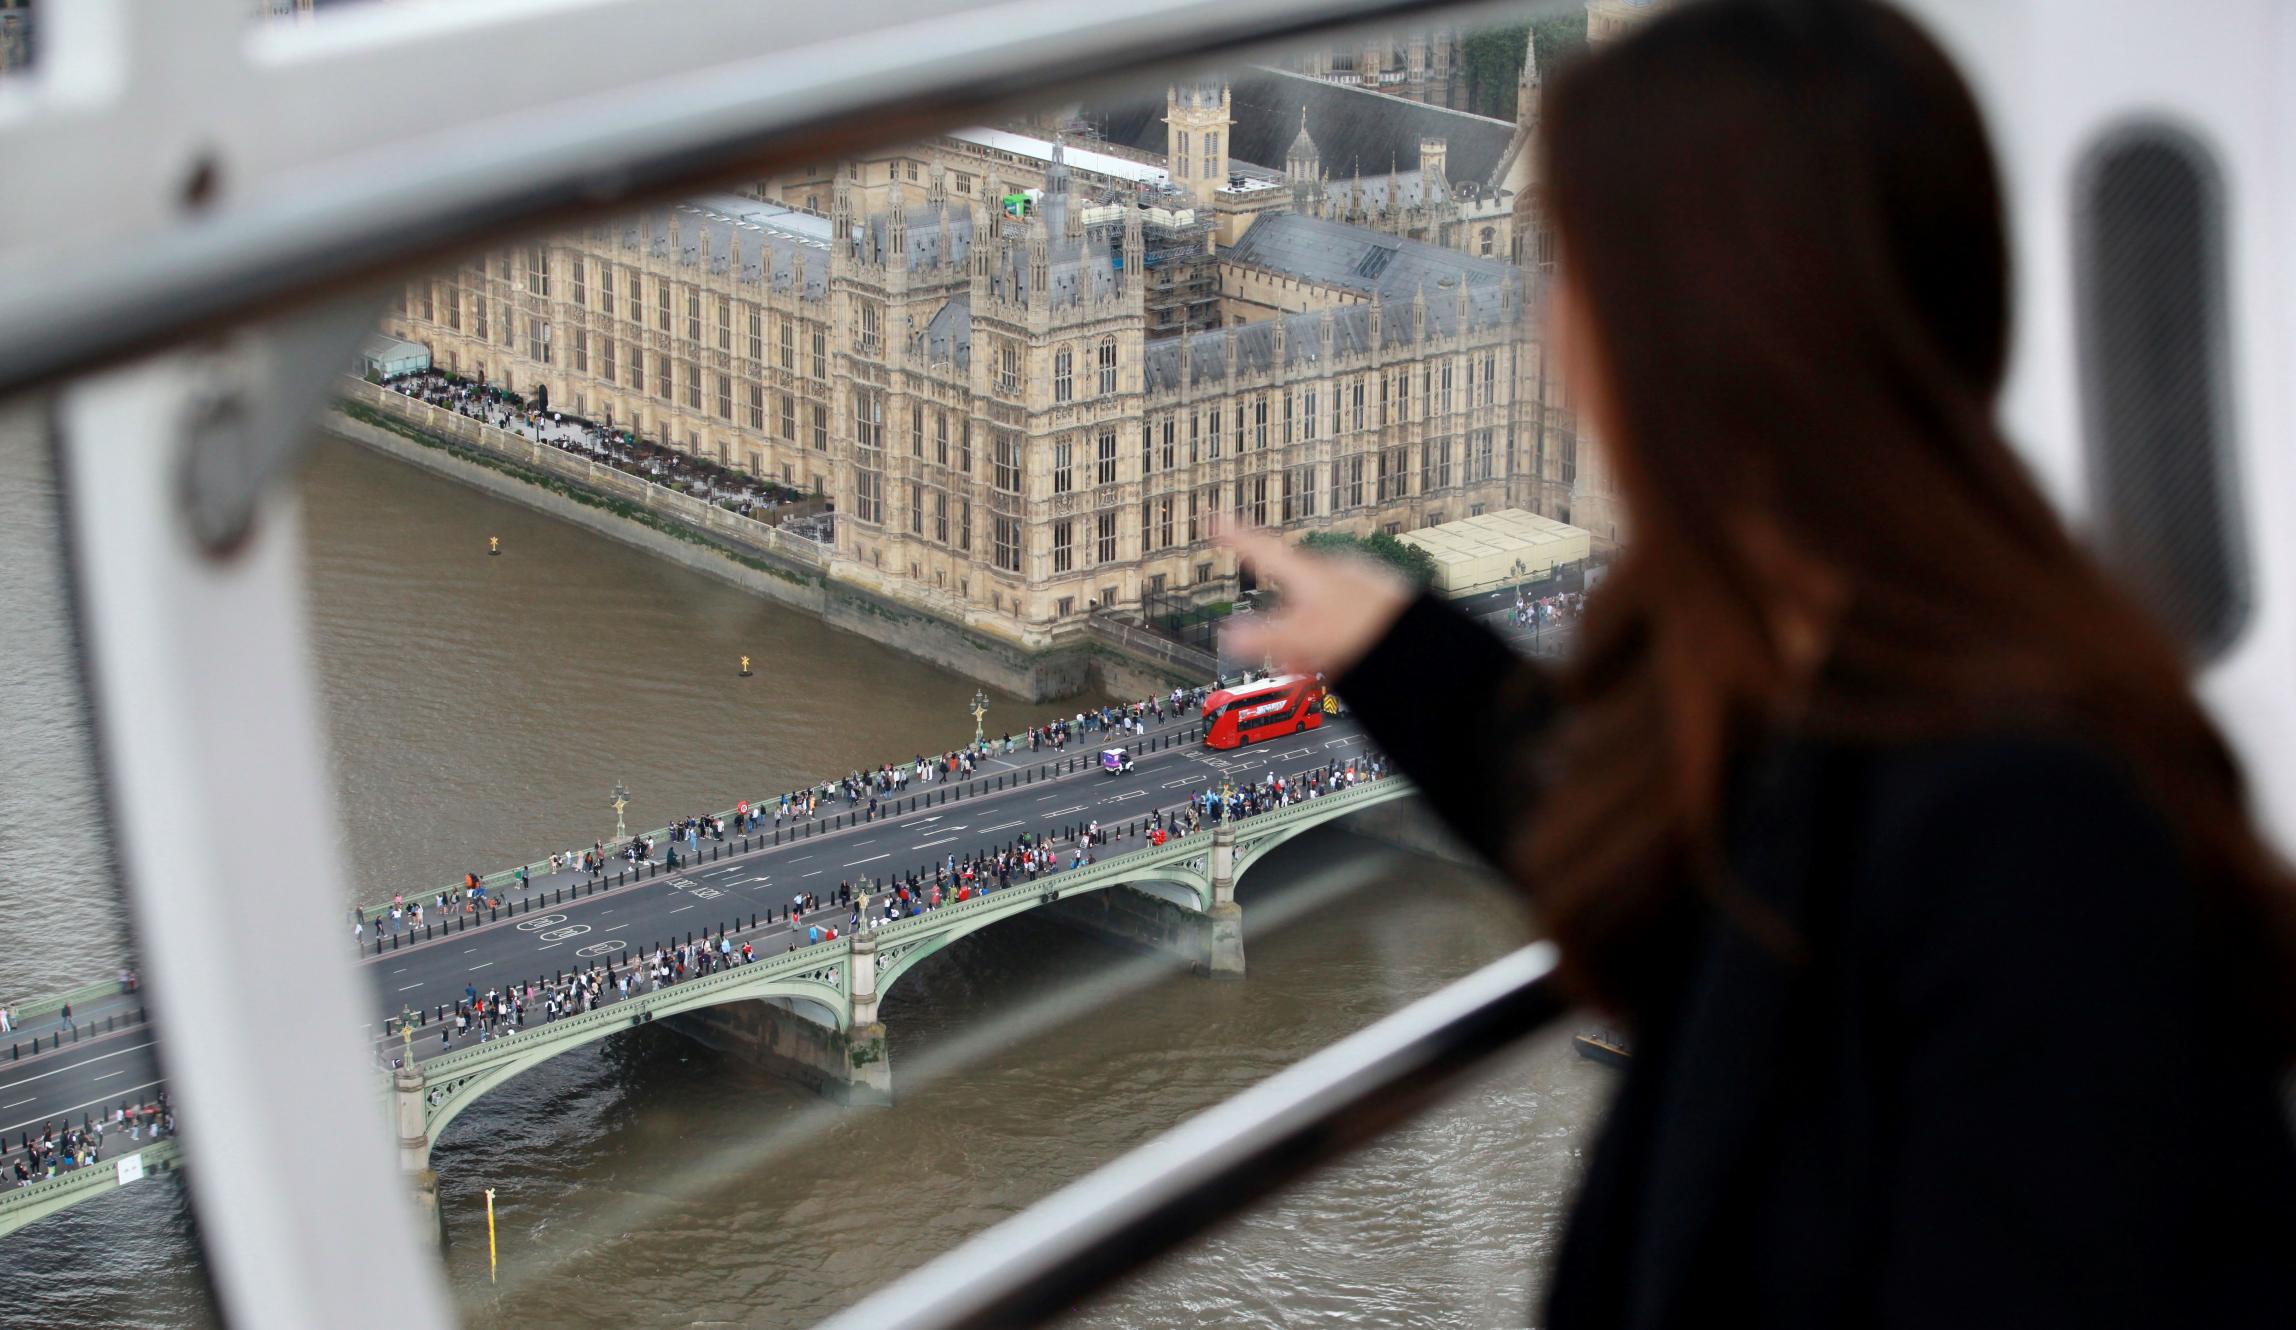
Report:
1418,136,1448,197
1164,80,1233,208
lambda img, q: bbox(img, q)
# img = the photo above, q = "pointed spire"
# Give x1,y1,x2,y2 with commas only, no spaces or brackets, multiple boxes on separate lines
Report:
729,226,743,281
1517,25,1543,127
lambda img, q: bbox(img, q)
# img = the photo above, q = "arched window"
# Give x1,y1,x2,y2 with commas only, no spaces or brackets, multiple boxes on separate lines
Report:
1479,226,1495,256
1054,347,1074,403
1097,338,1118,395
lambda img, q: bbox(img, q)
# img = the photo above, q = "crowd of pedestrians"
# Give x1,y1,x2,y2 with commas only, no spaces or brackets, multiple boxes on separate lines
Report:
3,1096,174,1191
395,748,1391,1057
750,687,1213,833
1510,587,1586,631
381,370,807,524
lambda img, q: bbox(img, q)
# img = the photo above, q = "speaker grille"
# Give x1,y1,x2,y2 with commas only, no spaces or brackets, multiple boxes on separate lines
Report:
2074,123,2248,661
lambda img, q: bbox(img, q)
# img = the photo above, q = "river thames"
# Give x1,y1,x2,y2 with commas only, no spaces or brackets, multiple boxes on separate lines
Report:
0,423,1601,1329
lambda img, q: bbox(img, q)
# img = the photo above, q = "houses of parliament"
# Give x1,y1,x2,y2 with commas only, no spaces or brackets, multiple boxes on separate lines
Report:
379,9,1655,644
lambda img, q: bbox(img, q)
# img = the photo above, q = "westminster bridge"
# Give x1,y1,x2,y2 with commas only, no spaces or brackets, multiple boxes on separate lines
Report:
0,709,1412,1238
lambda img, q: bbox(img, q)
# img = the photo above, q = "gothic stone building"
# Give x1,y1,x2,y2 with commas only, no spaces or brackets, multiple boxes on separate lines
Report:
381,133,1535,638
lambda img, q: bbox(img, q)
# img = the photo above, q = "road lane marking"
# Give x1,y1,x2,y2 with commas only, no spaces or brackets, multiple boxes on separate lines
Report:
1,1099,31,1110
790,856,813,863
398,983,423,992
1103,790,1146,803
90,1071,126,1082
0,1042,159,1092
912,836,957,849
803,871,822,878
1036,794,1061,801
976,820,1023,833
1,1080,166,1138
469,962,494,971
1044,805,1086,817
845,853,889,866
668,905,694,914
854,839,875,846
1161,778,1199,789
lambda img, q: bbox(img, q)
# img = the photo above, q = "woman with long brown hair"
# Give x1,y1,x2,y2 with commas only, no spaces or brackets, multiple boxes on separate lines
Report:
1227,2,2296,1324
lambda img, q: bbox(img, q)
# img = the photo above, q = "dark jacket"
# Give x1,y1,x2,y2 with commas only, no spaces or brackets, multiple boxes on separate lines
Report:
1340,594,2296,1329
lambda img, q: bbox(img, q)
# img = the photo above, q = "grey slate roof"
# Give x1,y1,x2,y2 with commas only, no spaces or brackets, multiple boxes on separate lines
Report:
1082,67,1521,190
1221,212,1516,302
1142,284,1517,394
921,295,972,369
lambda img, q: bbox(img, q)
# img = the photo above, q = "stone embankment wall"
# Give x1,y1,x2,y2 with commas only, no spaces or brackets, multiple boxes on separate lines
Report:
325,382,1201,701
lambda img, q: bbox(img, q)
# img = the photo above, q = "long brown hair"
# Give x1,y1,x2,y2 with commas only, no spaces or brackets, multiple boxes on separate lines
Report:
1527,0,2296,1037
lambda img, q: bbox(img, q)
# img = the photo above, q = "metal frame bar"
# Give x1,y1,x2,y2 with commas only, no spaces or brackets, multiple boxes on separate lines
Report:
814,943,1565,1330
0,0,1537,398
53,345,458,1330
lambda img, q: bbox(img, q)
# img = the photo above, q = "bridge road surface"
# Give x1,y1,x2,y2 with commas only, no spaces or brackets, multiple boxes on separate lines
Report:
0,712,1376,1170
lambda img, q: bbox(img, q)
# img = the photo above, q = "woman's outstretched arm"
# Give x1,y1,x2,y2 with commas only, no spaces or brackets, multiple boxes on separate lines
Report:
1224,530,1560,867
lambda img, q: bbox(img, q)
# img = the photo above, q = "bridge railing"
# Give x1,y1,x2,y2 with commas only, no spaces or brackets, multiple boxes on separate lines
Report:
872,774,1411,948
348,709,1211,929
414,932,850,1085
0,975,136,1028
0,1139,185,1234
413,772,1410,1086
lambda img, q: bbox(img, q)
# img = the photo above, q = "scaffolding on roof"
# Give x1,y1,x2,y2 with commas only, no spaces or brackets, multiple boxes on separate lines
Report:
1097,183,1220,339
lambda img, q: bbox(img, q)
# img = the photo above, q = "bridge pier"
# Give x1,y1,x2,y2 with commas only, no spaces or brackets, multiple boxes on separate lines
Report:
394,1063,443,1246
663,935,891,1106
1203,822,1245,979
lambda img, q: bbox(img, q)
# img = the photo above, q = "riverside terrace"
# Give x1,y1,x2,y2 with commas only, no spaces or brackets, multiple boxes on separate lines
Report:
0,711,1410,1240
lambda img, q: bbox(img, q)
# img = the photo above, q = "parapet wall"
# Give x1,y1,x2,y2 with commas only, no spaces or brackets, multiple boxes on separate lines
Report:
324,387,1199,702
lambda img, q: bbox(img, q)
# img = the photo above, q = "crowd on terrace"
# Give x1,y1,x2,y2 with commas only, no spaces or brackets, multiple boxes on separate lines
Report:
378,369,813,525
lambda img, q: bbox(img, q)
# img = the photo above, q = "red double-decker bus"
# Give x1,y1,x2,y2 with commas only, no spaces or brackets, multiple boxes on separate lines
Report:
1200,674,1325,749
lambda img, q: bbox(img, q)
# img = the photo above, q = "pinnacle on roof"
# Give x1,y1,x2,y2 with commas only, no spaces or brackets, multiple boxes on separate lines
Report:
1287,106,1317,161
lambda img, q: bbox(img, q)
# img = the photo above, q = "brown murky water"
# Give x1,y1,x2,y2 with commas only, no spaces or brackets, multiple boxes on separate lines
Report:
0,426,1600,1329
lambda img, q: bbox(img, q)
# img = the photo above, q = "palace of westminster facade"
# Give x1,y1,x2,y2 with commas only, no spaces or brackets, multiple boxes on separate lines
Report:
379,21,1644,641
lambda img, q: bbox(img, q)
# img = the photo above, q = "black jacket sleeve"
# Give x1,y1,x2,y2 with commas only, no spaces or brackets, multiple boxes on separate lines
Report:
1334,592,1559,867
